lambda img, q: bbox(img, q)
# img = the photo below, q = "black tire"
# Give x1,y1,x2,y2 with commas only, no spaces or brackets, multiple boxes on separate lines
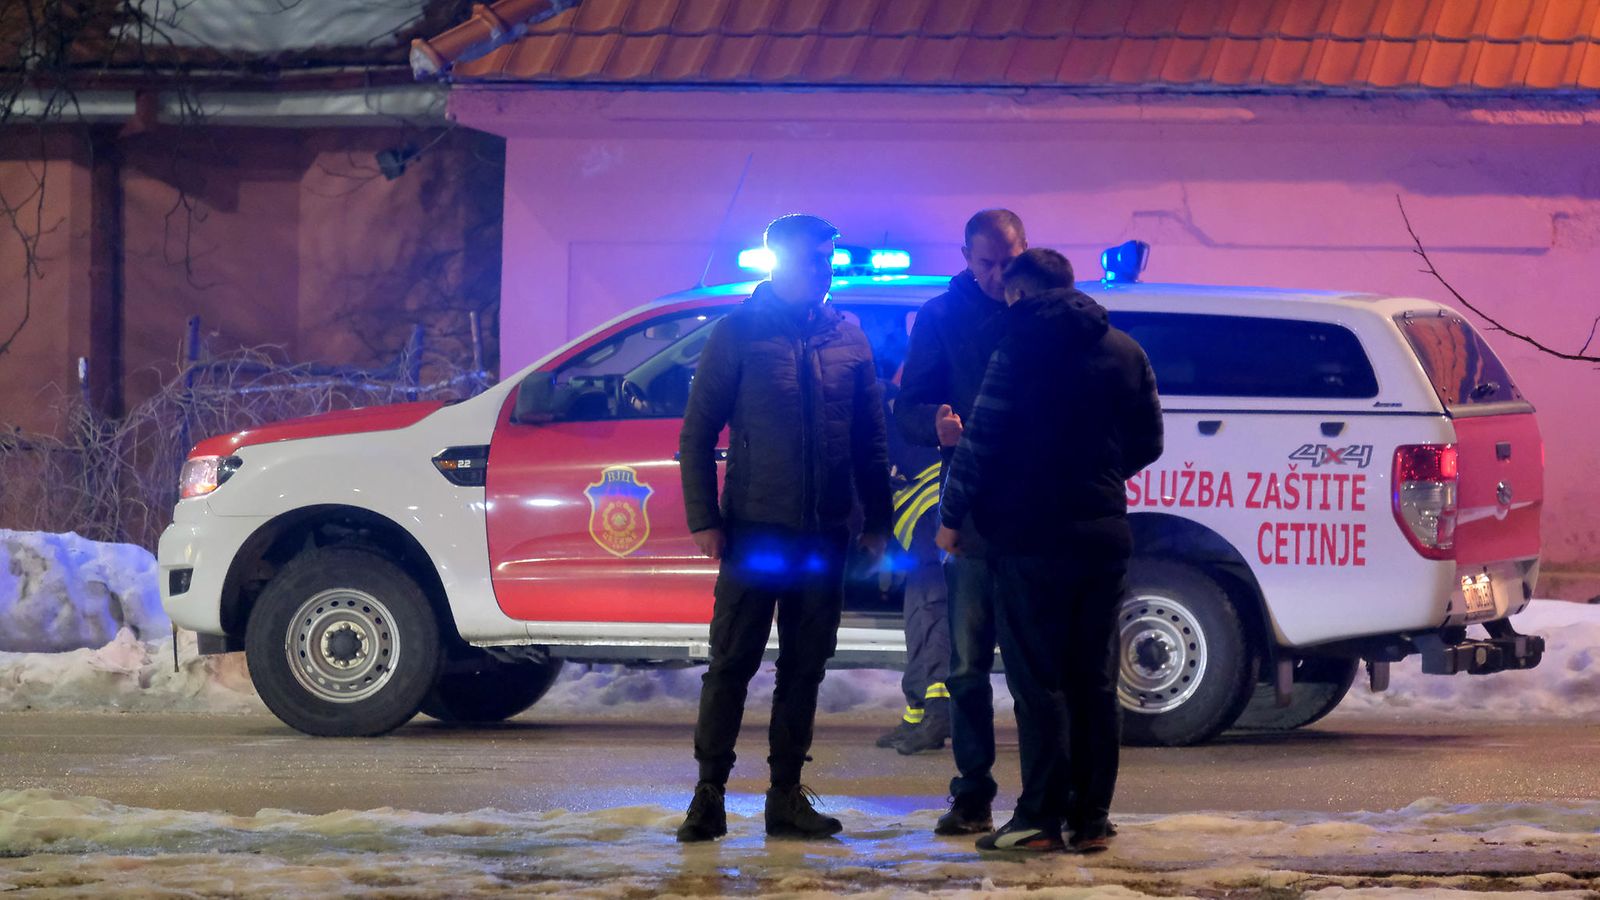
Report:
245,546,442,737
1118,560,1258,747
1232,657,1359,731
421,651,564,723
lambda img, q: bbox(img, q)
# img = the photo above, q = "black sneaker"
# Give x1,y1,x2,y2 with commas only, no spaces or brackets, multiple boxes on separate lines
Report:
1069,821,1117,854
675,782,727,843
875,718,920,749
933,795,993,836
975,817,1064,852
764,785,843,838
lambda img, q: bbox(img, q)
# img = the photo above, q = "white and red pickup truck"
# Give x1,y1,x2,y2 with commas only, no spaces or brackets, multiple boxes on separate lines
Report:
161,249,1545,743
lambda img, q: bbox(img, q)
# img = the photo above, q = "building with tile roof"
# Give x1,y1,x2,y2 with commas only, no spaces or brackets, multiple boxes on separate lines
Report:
413,0,1600,599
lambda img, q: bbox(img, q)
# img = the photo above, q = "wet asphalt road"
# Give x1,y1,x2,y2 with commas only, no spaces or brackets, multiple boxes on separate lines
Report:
2,709,1597,817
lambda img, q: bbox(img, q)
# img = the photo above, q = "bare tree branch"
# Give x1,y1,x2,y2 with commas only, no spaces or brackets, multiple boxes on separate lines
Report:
1398,195,1600,364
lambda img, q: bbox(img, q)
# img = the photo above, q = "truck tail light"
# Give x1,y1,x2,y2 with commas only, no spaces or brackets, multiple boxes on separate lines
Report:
1392,443,1457,560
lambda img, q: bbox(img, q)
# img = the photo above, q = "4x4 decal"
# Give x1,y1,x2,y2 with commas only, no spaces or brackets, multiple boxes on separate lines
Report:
1289,443,1374,468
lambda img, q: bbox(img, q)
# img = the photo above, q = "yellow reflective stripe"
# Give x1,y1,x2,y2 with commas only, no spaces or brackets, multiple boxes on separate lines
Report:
903,706,925,724
892,463,943,510
894,487,941,549
924,682,950,700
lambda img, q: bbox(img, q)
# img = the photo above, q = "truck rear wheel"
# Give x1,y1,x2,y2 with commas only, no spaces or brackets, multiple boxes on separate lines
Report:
1233,657,1359,731
245,546,441,737
421,651,564,723
1118,560,1257,747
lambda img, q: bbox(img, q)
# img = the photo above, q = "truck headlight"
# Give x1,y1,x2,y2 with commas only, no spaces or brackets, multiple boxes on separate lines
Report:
180,455,241,499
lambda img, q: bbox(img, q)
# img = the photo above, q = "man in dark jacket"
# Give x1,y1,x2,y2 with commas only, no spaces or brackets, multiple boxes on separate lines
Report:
676,213,893,842
938,248,1163,853
891,211,1025,832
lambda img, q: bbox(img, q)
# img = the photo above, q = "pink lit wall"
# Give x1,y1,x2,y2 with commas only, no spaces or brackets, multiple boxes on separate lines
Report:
453,89,1600,599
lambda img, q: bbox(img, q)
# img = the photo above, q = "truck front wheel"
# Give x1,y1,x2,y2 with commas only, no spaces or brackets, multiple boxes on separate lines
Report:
1118,560,1257,747
245,546,441,737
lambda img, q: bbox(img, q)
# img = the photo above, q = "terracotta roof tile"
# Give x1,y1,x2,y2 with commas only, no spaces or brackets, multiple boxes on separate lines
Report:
668,0,729,34
870,0,929,37
440,0,1600,93
1580,36,1600,87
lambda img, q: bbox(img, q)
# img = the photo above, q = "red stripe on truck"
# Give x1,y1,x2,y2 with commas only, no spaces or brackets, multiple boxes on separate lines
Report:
188,401,445,458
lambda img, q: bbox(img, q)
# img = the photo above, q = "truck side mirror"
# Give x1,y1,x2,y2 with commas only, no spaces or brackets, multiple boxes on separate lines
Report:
511,373,558,424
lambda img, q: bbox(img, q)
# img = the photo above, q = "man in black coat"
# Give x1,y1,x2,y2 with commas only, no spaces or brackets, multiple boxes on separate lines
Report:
891,210,1026,832
938,248,1163,853
676,213,893,842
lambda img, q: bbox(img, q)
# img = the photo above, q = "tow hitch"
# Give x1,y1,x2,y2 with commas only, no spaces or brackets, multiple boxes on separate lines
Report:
1414,620,1544,676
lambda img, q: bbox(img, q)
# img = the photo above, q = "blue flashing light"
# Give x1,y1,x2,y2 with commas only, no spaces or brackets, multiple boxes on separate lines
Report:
738,244,913,276
1100,240,1150,285
869,249,911,271
741,551,787,575
738,247,777,273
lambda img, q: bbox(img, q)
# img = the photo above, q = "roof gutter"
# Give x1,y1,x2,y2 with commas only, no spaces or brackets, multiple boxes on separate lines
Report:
410,0,578,80
9,84,449,127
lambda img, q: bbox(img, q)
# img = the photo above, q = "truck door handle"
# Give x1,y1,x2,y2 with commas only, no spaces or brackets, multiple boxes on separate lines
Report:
673,449,728,461
1197,420,1222,436
1321,421,1346,437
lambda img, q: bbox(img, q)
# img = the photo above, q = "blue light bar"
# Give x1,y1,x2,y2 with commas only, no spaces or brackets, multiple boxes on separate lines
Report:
870,249,912,271
738,245,913,274
738,247,776,272
1100,240,1150,285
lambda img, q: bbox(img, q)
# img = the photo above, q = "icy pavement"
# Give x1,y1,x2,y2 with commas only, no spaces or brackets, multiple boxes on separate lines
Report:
3,789,1600,897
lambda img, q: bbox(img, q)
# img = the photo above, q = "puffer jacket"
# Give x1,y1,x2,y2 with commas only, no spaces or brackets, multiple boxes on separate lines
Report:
940,287,1164,556
679,282,893,536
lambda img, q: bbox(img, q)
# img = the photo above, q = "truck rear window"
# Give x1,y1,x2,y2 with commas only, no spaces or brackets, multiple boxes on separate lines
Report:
1110,312,1379,399
1394,312,1523,408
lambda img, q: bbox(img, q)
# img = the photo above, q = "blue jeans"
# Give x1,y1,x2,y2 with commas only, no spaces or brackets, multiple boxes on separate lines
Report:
945,554,999,804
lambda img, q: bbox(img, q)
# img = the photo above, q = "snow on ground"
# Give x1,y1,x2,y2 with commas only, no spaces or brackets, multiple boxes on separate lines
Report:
0,530,168,653
2,789,1600,897
3,527,1600,725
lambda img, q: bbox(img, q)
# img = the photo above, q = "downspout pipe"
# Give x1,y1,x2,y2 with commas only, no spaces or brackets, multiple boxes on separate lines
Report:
410,0,579,80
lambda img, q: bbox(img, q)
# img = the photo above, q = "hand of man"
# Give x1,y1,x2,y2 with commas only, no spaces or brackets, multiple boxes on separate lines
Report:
935,404,964,448
858,531,889,563
691,528,726,560
935,525,962,556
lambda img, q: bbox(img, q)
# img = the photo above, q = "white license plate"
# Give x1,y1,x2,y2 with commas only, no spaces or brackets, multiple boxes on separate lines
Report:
1461,574,1495,618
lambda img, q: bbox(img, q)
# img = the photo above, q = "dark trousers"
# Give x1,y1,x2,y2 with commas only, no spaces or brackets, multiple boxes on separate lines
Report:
946,554,1000,804
693,523,847,788
992,532,1129,833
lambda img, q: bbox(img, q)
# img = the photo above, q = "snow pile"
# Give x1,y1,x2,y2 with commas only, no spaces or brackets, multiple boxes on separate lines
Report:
0,529,168,652
0,629,261,713
2,789,1600,897
1336,600,1600,722
2,523,1598,724
120,0,425,53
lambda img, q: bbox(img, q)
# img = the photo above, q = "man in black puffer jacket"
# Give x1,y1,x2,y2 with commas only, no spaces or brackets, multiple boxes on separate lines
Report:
938,248,1163,854
676,213,893,843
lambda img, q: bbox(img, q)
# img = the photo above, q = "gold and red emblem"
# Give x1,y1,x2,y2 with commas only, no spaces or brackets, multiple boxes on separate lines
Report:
584,465,654,557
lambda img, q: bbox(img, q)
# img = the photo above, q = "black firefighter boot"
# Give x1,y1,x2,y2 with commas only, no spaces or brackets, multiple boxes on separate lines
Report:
895,697,951,755
765,785,843,838
676,781,727,843
875,709,922,748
